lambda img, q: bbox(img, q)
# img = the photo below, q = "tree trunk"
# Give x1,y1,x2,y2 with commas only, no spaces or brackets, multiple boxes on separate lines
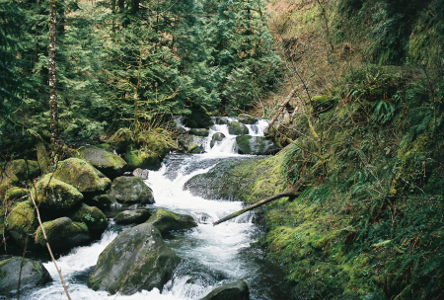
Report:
48,0,58,146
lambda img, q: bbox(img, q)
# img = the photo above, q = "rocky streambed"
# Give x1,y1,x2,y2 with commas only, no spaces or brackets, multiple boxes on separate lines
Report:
0,116,292,300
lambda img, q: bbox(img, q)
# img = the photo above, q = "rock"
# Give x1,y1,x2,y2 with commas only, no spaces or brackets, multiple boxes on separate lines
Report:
0,257,52,295
75,145,127,179
188,145,205,154
34,217,89,251
107,128,133,153
52,158,111,195
33,174,83,212
0,160,40,196
210,132,226,148
228,121,249,135
114,209,152,224
189,128,210,137
4,187,29,205
88,223,181,295
95,143,114,152
108,176,155,205
238,114,257,124
133,168,149,180
70,203,108,236
235,135,279,155
178,134,206,151
123,150,161,171
87,194,117,208
183,109,214,128
5,202,36,248
213,117,229,125
146,209,197,235
200,280,249,300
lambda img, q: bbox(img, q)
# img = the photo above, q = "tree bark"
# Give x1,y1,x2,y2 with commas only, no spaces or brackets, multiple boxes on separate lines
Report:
49,0,58,146
213,189,300,226
266,88,296,132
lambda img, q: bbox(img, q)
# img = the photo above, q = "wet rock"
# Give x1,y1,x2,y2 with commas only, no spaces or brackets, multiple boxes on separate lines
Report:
200,280,249,300
88,223,181,295
228,121,249,135
75,145,127,179
210,132,226,148
87,194,117,208
69,203,108,236
5,202,37,248
213,117,229,125
235,135,279,155
123,150,161,171
178,134,206,151
114,209,152,224
52,158,111,195
108,176,155,205
34,217,89,251
183,109,214,128
189,128,210,137
238,114,257,124
188,145,205,154
146,208,197,235
133,168,149,180
0,257,52,295
107,128,133,153
33,174,83,212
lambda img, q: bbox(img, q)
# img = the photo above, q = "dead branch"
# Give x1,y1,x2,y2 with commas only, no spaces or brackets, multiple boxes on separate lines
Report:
266,88,297,131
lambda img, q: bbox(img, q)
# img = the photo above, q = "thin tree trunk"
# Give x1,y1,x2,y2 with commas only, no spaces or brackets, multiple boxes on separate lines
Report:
49,0,58,146
266,88,296,132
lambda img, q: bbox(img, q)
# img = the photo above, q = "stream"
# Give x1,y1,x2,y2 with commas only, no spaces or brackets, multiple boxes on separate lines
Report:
16,117,292,300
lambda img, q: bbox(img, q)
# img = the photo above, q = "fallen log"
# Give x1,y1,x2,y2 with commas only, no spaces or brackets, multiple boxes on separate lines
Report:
213,189,300,226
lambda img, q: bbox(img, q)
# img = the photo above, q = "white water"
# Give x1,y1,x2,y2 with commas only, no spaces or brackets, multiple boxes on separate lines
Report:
20,117,289,300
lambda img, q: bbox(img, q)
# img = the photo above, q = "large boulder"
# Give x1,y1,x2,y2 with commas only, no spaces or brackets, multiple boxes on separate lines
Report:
107,128,133,153
5,202,37,248
210,132,226,148
146,209,197,235
114,209,152,225
52,158,111,195
34,217,89,251
0,159,40,196
178,134,206,151
0,257,52,295
228,122,249,135
213,117,229,125
183,109,214,128
189,128,210,137
75,145,127,179
108,176,155,205
88,223,181,295
200,280,249,300
69,203,108,236
123,150,161,171
33,174,83,212
4,187,29,205
238,114,257,124
235,136,279,155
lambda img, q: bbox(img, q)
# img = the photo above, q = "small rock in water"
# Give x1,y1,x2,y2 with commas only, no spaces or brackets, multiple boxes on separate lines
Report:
200,280,249,300
133,168,149,180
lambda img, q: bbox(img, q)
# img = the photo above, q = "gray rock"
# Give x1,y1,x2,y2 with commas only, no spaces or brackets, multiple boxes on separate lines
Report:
69,203,108,236
238,114,257,124
133,168,149,180
236,135,279,155
108,176,155,205
178,134,206,150
200,280,249,300
213,117,229,125
146,209,197,235
114,209,152,224
75,145,127,179
228,121,249,135
189,128,210,137
0,257,52,295
210,132,226,148
88,223,181,295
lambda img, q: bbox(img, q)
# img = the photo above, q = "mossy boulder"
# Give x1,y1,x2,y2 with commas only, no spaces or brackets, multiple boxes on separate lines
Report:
52,158,111,195
0,257,52,295
107,128,133,152
188,145,205,154
34,217,89,251
178,134,206,151
95,143,113,152
114,209,152,225
88,223,181,295
235,135,279,155
87,194,117,208
108,176,155,205
123,150,161,171
228,121,249,135
183,109,214,128
4,187,29,205
238,114,257,124
5,201,37,248
213,117,229,125
146,209,197,235
69,203,108,236
0,160,40,197
33,174,83,212
189,128,210,137
200,280,249,300
210,132,226,148
75,145,127,179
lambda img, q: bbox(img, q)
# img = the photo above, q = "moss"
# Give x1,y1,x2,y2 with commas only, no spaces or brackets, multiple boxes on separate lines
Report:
5,201,36,247
34,217,89,249
124,150,161,171
107,128,134,152
4,187,29,204
70,203,108,234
